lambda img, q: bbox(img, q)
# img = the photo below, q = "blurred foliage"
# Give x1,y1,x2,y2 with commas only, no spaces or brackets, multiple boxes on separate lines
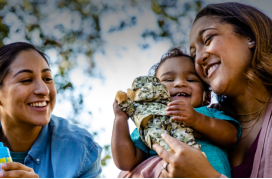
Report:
148,0,203,45
101,145,111,167
0,0,203,168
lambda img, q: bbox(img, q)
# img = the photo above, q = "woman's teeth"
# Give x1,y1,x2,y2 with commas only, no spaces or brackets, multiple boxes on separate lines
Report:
29,102,47,107
208,64,219,76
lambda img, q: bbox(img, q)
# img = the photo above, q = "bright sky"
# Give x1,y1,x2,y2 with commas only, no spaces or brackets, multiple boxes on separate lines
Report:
50,0,272,177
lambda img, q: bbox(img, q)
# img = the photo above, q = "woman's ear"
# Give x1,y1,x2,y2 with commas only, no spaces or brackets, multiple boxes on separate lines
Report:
248,38,255,49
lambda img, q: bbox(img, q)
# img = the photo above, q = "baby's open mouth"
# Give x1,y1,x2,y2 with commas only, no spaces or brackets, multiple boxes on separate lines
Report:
171,92,190,97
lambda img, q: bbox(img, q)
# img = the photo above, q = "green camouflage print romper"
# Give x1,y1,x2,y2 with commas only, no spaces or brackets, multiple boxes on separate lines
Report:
118,76,201,151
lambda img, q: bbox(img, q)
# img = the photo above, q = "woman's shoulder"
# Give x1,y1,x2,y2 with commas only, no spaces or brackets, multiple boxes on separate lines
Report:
48,115,101,151
30,115,102,177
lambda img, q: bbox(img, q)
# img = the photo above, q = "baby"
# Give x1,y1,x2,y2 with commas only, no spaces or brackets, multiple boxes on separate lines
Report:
115,76,201,152
112,47,241,177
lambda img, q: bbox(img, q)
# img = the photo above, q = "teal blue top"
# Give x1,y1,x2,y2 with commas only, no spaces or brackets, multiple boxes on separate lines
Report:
131,106,241,178
10,151,28,164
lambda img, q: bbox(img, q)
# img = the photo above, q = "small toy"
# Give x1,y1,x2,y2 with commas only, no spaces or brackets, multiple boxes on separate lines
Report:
116,76,201,153
0,142,12,171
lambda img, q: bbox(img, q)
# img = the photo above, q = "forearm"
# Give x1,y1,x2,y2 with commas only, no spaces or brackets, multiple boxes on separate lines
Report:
111,117,146,171
193,113,237,148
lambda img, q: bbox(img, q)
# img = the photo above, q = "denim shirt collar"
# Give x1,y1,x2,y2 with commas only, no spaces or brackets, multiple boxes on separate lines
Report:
26,124,49,165
0,122,49,165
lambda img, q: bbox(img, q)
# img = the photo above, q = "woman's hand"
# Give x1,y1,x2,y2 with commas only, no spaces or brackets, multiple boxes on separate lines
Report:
166,100,200,127
113,100,128,120
153,133,221,178
0,162,39,178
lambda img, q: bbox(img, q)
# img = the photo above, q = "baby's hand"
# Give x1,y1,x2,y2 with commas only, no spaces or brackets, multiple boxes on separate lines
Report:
166,100,200,127
113,100,128,120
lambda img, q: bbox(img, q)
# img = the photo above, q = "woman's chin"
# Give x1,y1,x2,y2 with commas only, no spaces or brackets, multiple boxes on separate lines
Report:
26,115,51,127
210,82,227,96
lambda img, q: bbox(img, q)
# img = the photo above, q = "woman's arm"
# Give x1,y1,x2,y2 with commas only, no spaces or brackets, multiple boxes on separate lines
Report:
153,133,221,178
166,100,237,148
111,100,146,171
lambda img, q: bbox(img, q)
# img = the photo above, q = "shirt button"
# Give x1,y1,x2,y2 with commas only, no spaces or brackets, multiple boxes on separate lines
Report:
36,158,40,162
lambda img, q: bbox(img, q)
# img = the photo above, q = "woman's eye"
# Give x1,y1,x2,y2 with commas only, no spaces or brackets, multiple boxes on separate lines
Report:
44,77,53,82
20,79,32,83
204,35,213,45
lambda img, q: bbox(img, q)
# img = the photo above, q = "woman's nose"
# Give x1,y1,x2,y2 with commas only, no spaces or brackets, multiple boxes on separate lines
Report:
195,51,209,67
34,80,50,96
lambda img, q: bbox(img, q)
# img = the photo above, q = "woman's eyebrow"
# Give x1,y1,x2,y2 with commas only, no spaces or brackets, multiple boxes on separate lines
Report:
42,68,51,73
13,69,33,77
13,68,51,77
190,28,217,49
199,28,217,36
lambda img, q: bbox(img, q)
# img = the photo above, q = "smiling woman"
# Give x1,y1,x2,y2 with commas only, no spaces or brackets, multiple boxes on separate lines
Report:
0,42,102,178
152,2,272,178
189,16,254,96
0,48,56,129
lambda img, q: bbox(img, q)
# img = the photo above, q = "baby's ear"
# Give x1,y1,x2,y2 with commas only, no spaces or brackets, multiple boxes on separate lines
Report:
115,91,128,104
127,88,135,102
202,89,211,106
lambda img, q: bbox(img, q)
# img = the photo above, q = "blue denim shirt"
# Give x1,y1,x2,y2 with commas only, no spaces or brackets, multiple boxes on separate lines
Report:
7,115,102,178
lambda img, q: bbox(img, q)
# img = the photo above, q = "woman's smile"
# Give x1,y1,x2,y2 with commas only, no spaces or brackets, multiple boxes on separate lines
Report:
189,16,254,96
206,63,220,78
28,101,49,112
0,49,56,126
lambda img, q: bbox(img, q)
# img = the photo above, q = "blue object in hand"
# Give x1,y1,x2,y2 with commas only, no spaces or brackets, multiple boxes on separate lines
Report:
0,142,12,171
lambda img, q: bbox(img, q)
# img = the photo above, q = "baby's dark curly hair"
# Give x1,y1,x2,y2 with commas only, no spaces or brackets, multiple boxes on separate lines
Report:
148,47,211,106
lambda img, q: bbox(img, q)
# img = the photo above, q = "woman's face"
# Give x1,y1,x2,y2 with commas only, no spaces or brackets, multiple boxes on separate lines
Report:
189,16,254,97
0,50,56,127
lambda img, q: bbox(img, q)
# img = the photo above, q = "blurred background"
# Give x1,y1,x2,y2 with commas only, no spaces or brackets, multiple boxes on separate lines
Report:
0,0,271,177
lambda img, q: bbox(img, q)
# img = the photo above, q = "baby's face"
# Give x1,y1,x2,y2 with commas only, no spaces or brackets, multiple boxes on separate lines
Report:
156,57,205,107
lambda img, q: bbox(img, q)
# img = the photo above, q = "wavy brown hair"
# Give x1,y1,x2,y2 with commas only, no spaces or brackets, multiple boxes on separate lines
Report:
194,2,272,103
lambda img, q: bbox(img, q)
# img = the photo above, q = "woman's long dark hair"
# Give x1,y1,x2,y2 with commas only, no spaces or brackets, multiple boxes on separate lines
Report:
0,42,49,87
